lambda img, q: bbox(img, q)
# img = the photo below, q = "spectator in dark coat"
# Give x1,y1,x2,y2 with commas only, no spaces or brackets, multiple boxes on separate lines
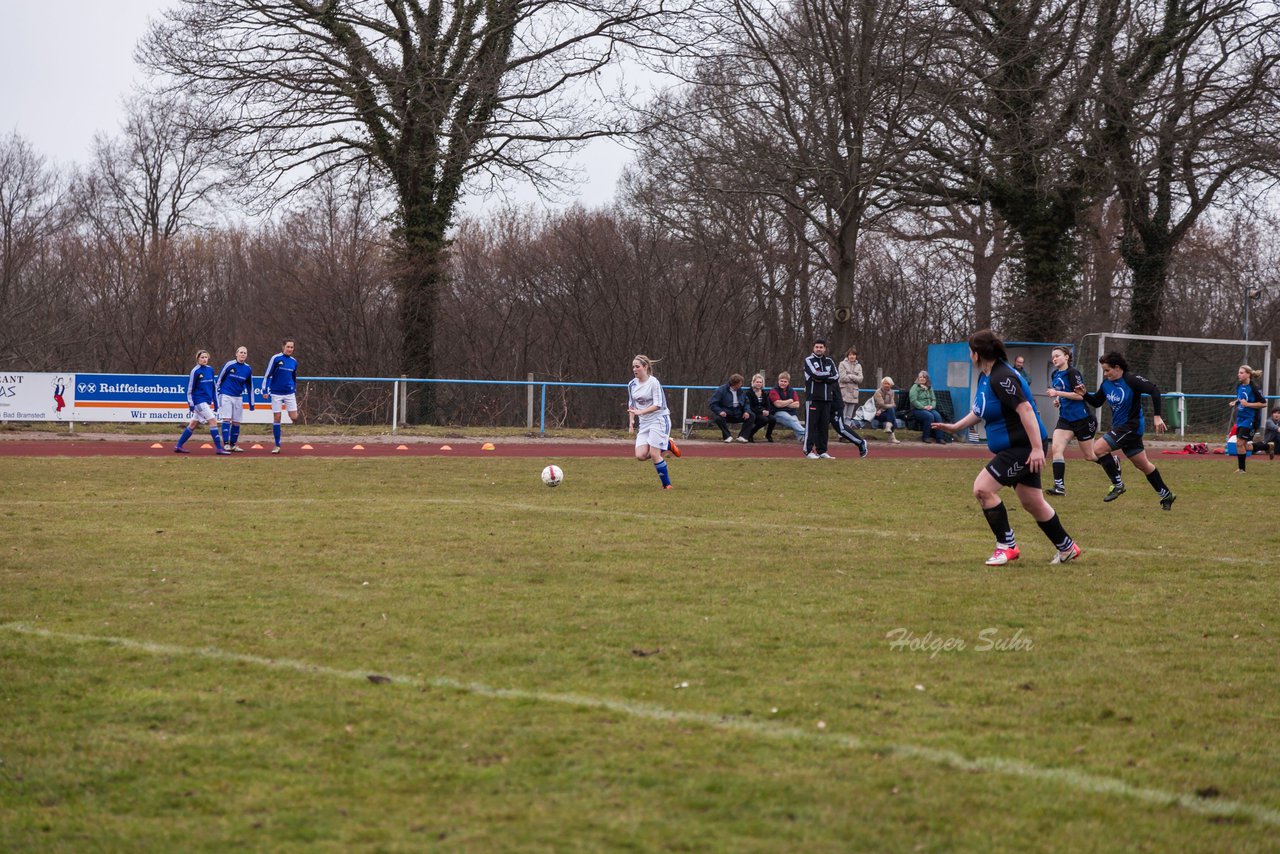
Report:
709,373,755,442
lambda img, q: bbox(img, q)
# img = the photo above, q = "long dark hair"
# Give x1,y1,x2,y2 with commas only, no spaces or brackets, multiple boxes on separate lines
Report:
968,329,1008,364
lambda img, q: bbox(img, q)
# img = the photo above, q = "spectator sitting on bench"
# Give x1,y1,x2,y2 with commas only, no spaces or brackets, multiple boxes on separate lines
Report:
910,370,951,443
709,373,755,442
743,373,774,443
1264,408,1280,459
872,376,901,443
766,371,806,444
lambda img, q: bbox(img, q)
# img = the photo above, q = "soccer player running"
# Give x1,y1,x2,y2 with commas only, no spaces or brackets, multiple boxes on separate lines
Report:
175,349,230,455
216,346,255,452
626,355,679,489
935,330,1080,566
1074,352,1176,509
261,338,299,454
1228,365,1267,473
1043,345,1102,496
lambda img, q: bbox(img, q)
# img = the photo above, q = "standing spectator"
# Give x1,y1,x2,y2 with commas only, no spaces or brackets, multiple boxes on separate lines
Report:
1013,355,1030,383
935,329,1080,566
216,345,255,452
766,372,806,444
803,338,839,458
743,373,773,442
872,377,900,443
1075,352,1176,509
1228,365,1267,473
709,373,755,442
910,370,949,443
262,338,299,454
837,347,865,423
626,354,677,489
1263,408,1280,459
174,349,230,455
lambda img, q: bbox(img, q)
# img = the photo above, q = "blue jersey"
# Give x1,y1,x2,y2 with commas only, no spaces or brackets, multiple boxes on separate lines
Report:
973,361,1047,452
262,353,298,395
217,360,254,398
1236,382,1263,428
1051,367,1089,421
187,364,217,407
1082,371,1162,435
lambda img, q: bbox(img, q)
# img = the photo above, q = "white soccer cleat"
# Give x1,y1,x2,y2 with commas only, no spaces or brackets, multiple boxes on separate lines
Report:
1049,543,1081,565
984,546,1020,566
271,446,281,454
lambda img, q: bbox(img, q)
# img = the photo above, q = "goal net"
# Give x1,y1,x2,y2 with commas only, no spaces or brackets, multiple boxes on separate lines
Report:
1076,333,1273,436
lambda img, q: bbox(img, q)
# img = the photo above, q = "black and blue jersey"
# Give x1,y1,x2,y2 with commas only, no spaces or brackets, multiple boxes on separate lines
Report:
1235,382,1263,429
262,353,298,395
972,361,1047,452
186,365,217,408
1081,372,1162,435
1051,367,1089,421
217,360,255,398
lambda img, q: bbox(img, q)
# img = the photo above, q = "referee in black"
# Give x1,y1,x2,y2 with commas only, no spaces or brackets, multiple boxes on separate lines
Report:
803,338,839,458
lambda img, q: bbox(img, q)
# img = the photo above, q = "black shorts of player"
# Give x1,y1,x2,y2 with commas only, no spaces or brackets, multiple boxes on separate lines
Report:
1054,415,1098,443
985,446,1042,489
1236,427,1256,445
1102,428,1146,458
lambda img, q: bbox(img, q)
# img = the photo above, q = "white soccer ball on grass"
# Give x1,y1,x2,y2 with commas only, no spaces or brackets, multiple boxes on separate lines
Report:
541,465,564,487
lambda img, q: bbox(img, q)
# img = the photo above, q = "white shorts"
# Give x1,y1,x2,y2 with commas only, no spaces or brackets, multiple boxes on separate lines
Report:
269,393,298,414
635,422,670,450
218,394,246,423
190,402,217,425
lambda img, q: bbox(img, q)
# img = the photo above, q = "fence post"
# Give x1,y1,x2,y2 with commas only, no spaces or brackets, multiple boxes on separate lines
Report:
527,373,534,430
400,375,407,427
682,387,688,432
391,379,398,434
540,383,547,434
1175,362,1183,437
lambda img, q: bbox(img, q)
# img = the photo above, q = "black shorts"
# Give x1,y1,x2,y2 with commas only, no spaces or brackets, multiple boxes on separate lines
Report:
1102,428,1146,458
1236,427,1255,444
985,446,1042,488
1054,415,1097,443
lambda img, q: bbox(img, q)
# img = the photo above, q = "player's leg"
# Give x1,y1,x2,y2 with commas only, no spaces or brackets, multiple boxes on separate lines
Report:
175,415,196,453
974,467,1018,565
1014,481,1079,563
1048,428,1071,495
1090,434,1125,499
1129,448,1175,509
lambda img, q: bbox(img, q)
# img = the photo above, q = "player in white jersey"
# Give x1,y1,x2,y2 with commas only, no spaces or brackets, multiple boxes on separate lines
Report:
627,355,680,489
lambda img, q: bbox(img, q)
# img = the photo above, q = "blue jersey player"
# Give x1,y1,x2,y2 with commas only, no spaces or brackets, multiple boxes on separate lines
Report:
1228,365,1266,473
1043,345,1102,496
216,346,255,452
936,330,1080,567
1076,352,1175,509
175,349,230,455
261,338,298,454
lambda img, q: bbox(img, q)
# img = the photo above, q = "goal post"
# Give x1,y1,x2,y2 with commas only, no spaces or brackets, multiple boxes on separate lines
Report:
1077,332,1273,437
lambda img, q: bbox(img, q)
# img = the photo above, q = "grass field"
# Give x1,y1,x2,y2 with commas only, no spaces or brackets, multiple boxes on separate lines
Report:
2,453,1278,851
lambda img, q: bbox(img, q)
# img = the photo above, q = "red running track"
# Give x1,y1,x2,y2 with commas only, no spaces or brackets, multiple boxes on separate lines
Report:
0,438,991,459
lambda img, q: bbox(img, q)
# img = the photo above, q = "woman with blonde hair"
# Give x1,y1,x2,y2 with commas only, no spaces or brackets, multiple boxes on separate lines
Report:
871,376,900,443
627,355,679,489
1229,364,1266,472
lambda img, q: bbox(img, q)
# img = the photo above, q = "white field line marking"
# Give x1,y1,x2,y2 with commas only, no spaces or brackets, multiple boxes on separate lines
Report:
4,622,1277,828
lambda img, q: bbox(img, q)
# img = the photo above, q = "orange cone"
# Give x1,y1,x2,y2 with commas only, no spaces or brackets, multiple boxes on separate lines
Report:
150,443,163,449
251,443,264,449
481,442,496,451
353,444,365,450
396,444,409,450
440,445,452,451
301,443,314,450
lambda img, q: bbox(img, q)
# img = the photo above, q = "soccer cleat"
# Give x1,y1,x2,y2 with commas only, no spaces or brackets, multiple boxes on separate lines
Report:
724,436,735,443
1103,483,1126,502
1046,485,1066,496
666,438,681,458
1049,542,1081,565
1235,468,1248,474
985,546,1020,566
230,444,245,453
819,452,835,459
662,484,674,490
856,439,869,458
173,446,190,454
1269,441,1276,460
806,452,820,459
1160,492,1176,511
271,446,281,455
734,435,749,443
216,449,232,456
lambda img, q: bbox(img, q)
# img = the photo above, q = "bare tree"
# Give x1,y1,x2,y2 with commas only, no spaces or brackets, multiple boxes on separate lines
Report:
139,0,690,416
1097,0,1280,337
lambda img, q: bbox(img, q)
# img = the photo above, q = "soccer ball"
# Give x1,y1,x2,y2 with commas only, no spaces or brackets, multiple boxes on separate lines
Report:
541,464,564,487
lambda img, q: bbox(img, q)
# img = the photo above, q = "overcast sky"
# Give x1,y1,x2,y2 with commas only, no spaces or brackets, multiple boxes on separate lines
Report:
0,0,625,212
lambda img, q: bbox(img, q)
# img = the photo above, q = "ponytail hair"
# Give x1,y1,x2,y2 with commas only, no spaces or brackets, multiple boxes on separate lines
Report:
1052,345,1073,366
968,329,1008,363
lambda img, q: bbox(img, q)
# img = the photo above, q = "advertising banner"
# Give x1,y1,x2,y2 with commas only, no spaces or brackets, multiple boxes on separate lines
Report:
72,374,289,424
0,373,74,422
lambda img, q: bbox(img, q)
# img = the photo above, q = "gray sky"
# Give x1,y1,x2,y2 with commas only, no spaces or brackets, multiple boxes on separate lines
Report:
0,0,625,210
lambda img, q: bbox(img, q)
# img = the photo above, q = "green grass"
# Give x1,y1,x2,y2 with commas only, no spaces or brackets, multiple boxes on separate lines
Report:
2,455,1278,850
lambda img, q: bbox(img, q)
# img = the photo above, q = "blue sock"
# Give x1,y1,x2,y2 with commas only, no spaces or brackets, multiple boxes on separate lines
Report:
272,423,281,446
177,427,193,448
230,424,240,446
210,428,223,450
655,460,671,487
221,421,231,446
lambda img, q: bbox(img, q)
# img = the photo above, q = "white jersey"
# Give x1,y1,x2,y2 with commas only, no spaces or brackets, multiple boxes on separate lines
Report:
628,375,670,429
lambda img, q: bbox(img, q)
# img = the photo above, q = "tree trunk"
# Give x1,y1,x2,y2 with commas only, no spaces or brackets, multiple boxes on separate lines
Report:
397,203,449,423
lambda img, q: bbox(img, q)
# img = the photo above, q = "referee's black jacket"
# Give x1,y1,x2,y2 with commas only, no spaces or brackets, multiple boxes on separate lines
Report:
804,353,839,402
